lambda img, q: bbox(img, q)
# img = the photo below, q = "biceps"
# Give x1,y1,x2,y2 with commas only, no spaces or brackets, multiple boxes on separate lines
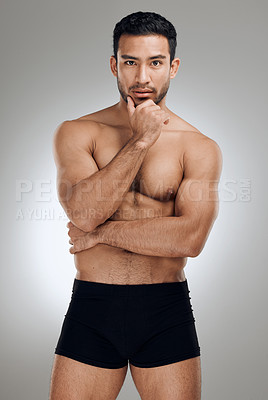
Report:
175,179,219,254
175,178,219,222
56,149,99,203
53,121,99,203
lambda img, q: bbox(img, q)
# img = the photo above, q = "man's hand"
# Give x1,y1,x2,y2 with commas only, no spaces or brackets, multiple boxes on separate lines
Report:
127,96,170,147
67,221,99,254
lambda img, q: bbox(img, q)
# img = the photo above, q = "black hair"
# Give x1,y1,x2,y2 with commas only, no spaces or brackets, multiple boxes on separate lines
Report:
113,11,177,65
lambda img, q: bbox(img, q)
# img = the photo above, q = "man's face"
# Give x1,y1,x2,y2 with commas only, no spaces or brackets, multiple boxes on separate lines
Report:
112,34,176,107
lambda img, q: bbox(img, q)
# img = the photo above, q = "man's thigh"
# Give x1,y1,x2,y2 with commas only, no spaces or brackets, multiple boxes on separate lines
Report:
129,356,201,400
49,355,128,400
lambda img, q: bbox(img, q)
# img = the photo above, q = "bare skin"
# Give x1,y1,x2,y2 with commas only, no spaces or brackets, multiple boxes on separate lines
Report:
50,34,222,400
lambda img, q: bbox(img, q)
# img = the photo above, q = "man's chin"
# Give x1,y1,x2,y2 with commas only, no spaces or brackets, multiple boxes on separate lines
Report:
133,96,151,105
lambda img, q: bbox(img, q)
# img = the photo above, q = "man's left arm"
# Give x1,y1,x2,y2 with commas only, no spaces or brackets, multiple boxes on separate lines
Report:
68,137,223,257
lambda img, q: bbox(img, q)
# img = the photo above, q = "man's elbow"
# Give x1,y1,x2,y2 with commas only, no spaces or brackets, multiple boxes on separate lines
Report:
190,227,214,257
72,215,105,233
190,211,219,257
189,236,209,257
173,243,202,258
81,217,108,232
188,230,208,257
189,245,202,258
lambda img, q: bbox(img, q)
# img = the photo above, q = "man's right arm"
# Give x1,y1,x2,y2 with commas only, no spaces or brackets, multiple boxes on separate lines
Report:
53,120,149,232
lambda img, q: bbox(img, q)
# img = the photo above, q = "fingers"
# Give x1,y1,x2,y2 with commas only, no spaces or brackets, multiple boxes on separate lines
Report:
67,228,74,237
126,97,170,125
133,101,169,120
127,97,158,112
135,99,158,110
67,227,82,238
140,106,170,126
67,223,82,242
126,96,135,117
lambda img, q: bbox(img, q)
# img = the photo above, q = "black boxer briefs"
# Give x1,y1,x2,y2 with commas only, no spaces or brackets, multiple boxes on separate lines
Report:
55,278,200,369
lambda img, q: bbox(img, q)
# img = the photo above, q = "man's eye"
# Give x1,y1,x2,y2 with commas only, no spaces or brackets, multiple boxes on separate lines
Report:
152,61,162,66
125,61,135,66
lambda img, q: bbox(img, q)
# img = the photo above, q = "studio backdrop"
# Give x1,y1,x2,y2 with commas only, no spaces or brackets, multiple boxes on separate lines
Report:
1,0,267,399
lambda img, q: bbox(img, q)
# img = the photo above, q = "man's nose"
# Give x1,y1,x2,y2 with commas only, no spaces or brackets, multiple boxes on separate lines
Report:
135,65,150,84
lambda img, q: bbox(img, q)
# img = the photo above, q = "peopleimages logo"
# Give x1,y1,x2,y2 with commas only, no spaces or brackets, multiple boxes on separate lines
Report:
15,178,252,221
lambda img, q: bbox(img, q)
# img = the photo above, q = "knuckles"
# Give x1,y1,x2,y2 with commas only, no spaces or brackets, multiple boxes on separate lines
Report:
131,102,168,131
136,99,155,108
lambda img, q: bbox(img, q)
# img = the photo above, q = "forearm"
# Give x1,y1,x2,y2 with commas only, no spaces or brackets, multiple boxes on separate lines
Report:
68,138,149,231
97,217,197,258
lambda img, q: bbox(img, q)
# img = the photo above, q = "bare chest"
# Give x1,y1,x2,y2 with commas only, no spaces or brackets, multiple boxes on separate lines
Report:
92,126,184,218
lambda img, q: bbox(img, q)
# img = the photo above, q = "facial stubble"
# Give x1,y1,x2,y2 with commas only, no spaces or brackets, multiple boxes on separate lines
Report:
116,75,170,106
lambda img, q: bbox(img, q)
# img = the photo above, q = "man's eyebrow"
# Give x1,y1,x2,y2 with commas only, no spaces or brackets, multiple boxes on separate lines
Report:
120,54,167,60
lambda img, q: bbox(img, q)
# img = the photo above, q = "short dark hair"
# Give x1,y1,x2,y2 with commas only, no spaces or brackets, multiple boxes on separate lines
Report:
113,11,177,65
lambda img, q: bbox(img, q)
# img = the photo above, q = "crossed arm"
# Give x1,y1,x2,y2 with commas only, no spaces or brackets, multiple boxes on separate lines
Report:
68,137,223,258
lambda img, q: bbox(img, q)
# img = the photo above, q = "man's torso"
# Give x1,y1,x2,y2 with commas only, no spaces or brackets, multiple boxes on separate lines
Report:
68,103,205,284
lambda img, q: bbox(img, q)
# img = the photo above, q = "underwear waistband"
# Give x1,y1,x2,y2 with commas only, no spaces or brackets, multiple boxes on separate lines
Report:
72,278,189,297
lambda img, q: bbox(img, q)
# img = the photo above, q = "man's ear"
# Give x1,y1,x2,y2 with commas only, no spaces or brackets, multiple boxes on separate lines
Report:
170,57,180,79
110,56,118,77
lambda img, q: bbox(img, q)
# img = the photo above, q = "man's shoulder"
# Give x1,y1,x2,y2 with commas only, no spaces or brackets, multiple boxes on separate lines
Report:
169,114,222,162
54,107,111,145
182,128,221,159
53,116,103,156
171,114,219,145
73,104,118,127
181,128,222,173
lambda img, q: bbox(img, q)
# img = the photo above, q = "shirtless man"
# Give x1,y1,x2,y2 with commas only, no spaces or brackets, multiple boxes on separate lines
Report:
49,11,222,400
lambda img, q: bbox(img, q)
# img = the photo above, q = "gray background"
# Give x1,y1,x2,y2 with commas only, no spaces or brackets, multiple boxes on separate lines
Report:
1,0,267,399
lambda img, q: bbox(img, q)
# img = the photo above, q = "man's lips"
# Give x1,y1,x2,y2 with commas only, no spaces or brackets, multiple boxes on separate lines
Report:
132,89,154,98
132,89,153,92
